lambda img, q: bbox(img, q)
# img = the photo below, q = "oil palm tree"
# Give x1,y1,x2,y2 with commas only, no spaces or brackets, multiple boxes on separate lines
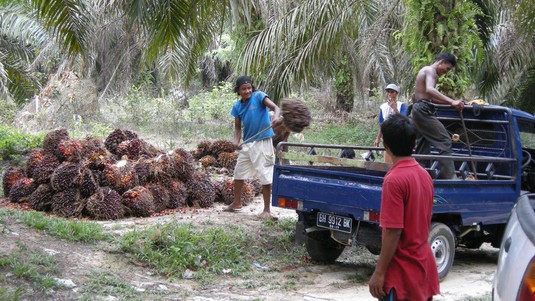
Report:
238,0,409,110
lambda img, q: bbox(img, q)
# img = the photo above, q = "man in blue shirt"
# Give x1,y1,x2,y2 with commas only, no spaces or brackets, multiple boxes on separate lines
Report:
226,76,281,220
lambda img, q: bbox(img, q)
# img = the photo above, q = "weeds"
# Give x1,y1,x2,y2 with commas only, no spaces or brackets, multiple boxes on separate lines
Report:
0,126,45,161
79,272,142,301
0,243,62,297
118,222,250,278
0,209,110,243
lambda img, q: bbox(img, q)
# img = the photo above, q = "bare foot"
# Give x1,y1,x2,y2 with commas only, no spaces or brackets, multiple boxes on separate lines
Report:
223,203,243,212
257,211,278,220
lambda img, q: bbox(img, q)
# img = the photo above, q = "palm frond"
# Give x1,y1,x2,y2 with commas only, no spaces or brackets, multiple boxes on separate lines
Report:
31,0,90,56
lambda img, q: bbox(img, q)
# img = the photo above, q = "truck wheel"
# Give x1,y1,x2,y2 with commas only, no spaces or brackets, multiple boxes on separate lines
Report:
305,230,345,262
429,222,455,280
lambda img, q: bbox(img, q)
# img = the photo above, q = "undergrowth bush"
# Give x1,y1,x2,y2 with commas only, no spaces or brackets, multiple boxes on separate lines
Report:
186,82,236,121
0,126,44,161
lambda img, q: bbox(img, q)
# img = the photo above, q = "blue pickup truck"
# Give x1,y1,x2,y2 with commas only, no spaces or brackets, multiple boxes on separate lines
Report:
272,104,535,279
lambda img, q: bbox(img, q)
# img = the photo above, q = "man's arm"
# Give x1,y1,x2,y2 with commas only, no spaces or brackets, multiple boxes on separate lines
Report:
263,97,281,120
233,118,242,147
424,70,464,110
369,228,402,298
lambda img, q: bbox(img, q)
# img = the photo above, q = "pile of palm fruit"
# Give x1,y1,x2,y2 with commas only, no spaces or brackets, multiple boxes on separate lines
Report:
2,129,261,220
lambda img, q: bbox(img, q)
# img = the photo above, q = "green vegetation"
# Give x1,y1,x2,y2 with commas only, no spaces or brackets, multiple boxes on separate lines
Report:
0,243,63,298
79,271,161,301
0,126,44,161
0,209,111,243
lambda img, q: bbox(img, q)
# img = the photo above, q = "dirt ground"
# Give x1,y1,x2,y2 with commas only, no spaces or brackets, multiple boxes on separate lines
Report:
0,194,497,301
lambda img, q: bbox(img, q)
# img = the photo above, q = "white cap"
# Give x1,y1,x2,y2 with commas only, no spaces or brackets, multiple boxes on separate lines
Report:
385,83,400,93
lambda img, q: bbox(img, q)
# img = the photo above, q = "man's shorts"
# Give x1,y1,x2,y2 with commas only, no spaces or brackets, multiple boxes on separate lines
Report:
234,138,274,185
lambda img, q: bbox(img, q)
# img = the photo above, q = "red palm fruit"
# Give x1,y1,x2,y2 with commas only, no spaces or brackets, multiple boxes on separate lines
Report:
26,148,44,178
43,129,69,155
32,154,60,184
163,179,188,209
104,129,128,154
171,148,195,181
210,140,236,157
56,139,83,162
51,188,85,218
80,168,99,197
186,172,216,208
9,178,37,203
50,162,83,191
145,182,170,213
247,177,262,196
29,184,54,211
116,138,143,161
100,163,120,189
2,166,25,197
133,158,152,186
122,186,155,217
85,187,124,220
193,140,212,159
218,152,238,171
199,155,217,168
220,178,254,205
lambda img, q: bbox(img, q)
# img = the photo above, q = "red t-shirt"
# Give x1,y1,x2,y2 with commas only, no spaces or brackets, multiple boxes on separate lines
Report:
380,158,440,300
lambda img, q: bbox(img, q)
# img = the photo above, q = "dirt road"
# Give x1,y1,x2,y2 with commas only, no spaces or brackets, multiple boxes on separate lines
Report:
0,196,497,300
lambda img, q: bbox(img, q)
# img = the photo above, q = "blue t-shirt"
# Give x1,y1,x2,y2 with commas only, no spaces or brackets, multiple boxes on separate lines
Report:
231,91,274,142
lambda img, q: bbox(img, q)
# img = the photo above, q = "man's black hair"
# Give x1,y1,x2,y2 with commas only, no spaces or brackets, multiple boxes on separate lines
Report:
435,52,457,67
234,75,256,94
381,113,416,157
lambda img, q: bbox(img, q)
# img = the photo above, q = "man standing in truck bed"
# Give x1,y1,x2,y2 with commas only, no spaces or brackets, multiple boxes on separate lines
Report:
369,113,439,300
411,52,464,179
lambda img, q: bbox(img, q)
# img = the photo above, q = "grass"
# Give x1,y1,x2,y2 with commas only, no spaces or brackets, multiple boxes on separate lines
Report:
0,243,63,299
0,209,111,243
79,271,150,301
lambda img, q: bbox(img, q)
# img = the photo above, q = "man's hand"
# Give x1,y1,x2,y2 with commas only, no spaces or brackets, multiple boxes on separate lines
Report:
374,139,380,147
388,100,398,113
451,100,464,111
369,270,386,298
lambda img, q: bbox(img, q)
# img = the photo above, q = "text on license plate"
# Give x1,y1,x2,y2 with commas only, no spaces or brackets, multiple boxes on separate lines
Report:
316,212,352,233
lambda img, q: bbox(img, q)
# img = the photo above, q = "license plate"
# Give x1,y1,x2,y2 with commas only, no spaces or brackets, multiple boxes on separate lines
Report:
316,212,352,233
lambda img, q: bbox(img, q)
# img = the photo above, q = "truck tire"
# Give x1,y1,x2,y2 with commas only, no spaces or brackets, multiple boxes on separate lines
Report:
429,222,455,280
305,230,345,262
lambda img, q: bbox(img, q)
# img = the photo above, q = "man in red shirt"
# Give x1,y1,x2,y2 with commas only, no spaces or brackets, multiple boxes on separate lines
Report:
368,113,440,301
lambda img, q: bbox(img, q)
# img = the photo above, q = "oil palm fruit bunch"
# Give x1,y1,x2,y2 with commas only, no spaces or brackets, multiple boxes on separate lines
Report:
81,137,107,159
100,163,120,188
186,172,216,208
116,138,143,161
25,148,44,178
43,129,69,154
218,152,238,171
171,148,195,182
51,188,85,217
210,140,236,157
80,168,99,197
133,157,153,186
32,154,60,184
85,187,124,220
50,162,83,191
9,178,37,203
247,177,262,196
163,179,188,209
122,186,155,217
192,140,212,159
152,154,173,181
145,182,170,213
280,98,312,133
220,178,254,205
56,139,83,162
199,155,217,168
104,129,128,155
212,179,224,202
29,184,54,211
2,165,25,197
